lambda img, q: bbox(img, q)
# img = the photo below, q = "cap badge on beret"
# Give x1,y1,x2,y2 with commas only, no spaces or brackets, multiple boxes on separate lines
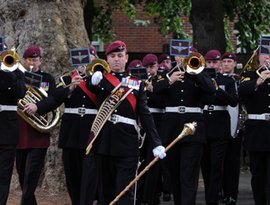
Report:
170,39,190,56
260,37,270,55
70,48,91,66
105,40,127,55
23,45,42,59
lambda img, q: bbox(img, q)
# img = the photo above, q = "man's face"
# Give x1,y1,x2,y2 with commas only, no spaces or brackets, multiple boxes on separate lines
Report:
163,59,172,70
222,58,236,74
107,51,128,72
206,59,222,72
24,57,42,72
259,54,270,65
147,63,159,76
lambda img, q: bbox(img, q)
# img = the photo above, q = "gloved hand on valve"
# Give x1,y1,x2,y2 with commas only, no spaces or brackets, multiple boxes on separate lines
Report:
152,145,166,159
91,71,103,85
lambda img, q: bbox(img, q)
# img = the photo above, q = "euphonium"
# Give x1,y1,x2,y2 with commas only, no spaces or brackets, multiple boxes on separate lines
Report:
17,85,61,133
0,48,60,133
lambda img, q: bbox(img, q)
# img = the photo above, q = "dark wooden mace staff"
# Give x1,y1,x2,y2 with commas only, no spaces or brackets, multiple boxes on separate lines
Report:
109,121,197,205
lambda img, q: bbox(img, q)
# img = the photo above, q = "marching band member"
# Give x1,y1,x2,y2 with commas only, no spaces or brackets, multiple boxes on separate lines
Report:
221,52,242,205
16,45,57,205
23,45,99,205
87,40,166,205
201,49,238,205
137,54,167,205
153,48,216,205
238,48,270,205
0,45,26,205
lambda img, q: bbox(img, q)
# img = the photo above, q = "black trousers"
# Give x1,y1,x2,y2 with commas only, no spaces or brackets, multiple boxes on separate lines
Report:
97,155,138,205
62,148,86,205
0,144,16,205
80,153,98,205
222,132,243,200
137,144,160,204
168,142,203,205
249,151,270,205
201,139,228,204
16,148,47,205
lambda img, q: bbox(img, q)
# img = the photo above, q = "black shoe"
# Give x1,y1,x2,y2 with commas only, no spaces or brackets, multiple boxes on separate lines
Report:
163,193,171,202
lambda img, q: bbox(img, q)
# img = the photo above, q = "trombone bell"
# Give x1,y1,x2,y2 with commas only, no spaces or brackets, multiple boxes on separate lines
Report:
0,50,20,72
185,52,205,75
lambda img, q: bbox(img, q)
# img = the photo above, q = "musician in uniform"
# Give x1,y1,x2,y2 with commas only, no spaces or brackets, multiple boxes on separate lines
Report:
127,59,143,71
16,45,57,205
87,40,166,205
238,48,270,205
153,48,216,205
221,52,242,205
0,45,26,205
136,53,167,205
24,45,100,205
201,49,238,205
158,53,172,72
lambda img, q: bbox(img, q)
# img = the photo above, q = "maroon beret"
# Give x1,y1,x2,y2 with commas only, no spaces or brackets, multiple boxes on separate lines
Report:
158,54,171,64
205,49,221,61
89,45,97,57
105,40,127,55
128,59,143,69
142,54,158,67
221,52,236,61
190,46,198,53
23,45,42,58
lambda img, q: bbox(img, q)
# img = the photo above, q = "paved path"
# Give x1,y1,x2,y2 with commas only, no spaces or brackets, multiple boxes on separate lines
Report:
160,170,254,205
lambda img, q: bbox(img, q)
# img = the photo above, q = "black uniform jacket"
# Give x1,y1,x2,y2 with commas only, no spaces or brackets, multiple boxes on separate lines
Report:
87,72,161,157
239,71,270,151
153,72,216,145
17,70,56,149
37,75,97,149
0,70,26,144
203,73,238,139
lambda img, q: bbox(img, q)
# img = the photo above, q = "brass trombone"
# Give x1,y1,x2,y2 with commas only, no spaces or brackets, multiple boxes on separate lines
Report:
166,52,205,81
0,48,27,73
60,58,111,87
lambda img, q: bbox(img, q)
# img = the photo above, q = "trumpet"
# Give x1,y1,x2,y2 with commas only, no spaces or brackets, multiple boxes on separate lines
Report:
166,52,205,81
60,58,111,87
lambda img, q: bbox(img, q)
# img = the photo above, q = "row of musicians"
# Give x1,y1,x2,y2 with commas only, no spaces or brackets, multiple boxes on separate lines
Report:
1,41,270,205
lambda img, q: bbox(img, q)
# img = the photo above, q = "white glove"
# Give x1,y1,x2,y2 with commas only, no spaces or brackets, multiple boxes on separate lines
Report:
91,71,103,85
152,145,166,159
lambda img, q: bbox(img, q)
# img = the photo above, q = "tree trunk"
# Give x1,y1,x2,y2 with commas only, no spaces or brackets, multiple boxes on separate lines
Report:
1,0,90,193
190,0,226,55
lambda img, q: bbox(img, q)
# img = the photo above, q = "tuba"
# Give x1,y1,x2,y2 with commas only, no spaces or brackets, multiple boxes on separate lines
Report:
17,85,61,133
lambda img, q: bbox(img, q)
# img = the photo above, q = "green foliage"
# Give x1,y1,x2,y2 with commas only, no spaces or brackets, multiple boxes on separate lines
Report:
91,0,270,51
224,0,270,52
